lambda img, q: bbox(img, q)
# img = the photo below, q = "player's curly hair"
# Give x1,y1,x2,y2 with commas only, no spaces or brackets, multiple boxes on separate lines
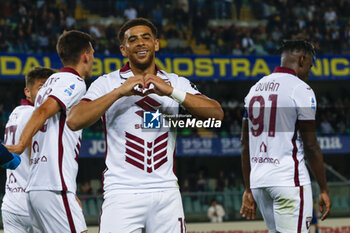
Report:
118,18,158,44
280,39,316,56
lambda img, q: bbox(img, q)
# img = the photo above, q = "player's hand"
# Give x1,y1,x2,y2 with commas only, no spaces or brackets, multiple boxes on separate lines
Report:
117,75,145,97
4,143,26,155
143,74,173,96
318,191,331,220
240,190,256,220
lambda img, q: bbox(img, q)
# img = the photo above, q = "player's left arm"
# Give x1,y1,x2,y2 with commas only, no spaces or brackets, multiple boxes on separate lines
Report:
5,97,61,155
240,118,256,220
293,85,331,220
299,120,331,221
143,74,224,120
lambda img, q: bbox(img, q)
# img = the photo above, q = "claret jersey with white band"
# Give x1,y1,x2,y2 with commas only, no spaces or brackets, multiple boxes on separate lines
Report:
244,67,315,188
2,99,33,216
26,68,86,193
83,63,200,197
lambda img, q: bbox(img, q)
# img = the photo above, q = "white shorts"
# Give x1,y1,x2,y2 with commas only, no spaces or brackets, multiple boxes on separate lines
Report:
99,189,186,233
252,185,313,233
27,190,88,233
2,210,38,233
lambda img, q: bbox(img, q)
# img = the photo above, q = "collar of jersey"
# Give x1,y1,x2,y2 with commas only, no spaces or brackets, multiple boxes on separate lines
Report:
60,67,81,77
20,98,34,106
119,62,169,81
273,67,297,76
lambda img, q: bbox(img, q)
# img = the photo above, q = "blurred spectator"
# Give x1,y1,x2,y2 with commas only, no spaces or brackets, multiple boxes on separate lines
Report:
79,181,93,195
0,0,349,56
320,115,334,135
124,4,137,20
207,198,225,222
216,170,227,192
196,169,208,191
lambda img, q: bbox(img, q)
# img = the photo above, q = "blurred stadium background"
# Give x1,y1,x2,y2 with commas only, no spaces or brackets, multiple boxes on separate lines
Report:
0,0,350,231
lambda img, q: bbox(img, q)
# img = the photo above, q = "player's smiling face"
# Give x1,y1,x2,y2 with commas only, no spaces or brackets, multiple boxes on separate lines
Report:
120,25,159,69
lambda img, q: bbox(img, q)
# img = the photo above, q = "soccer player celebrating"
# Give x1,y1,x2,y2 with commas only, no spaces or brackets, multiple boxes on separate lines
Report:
67,18,223,232
240,40,331,233
6,30,94,232
1,67,54,233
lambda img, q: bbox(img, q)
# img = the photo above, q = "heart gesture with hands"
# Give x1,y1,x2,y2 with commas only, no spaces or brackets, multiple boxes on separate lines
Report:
118,74,173,97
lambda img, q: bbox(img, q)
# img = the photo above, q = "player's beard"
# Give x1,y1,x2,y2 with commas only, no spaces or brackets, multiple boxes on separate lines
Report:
129,51,155,71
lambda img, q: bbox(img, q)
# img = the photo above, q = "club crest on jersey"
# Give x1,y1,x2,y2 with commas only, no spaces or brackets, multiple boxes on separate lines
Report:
143,110,162,129
64,84,75,96
310,97,316,110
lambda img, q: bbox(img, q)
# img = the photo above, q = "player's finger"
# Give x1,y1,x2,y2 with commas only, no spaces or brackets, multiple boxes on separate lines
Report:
144,78,155,88
319,201,324,214
240,204,244,214
320,206,330,221
247,208,252,220
321,200,331,221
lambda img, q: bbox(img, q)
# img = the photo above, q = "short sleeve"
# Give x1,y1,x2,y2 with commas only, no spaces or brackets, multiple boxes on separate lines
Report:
174,76,201,95
243,84,255,120
291,84,317,120
83,75,109,101
48,77,86,110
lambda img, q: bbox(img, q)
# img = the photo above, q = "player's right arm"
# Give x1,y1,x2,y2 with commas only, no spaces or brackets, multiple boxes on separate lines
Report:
67,75,144,131
299,120,331,220
5,97,60,155
240,118,256,220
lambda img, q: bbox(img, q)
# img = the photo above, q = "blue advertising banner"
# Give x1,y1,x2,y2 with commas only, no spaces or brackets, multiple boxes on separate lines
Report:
1,53,350,81
79,136,350,158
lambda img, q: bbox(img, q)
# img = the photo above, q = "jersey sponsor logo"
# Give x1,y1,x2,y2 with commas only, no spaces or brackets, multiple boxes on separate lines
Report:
251,156,280,165
64,84,76,96
9,173,17,183
124,132,168,173
143,110,162,129
6,173,25,192
33,141,39,153
259,142,267,152
30,155,48,165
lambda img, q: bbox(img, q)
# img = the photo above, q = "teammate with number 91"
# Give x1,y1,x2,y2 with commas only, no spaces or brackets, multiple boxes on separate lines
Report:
240,40,331,233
